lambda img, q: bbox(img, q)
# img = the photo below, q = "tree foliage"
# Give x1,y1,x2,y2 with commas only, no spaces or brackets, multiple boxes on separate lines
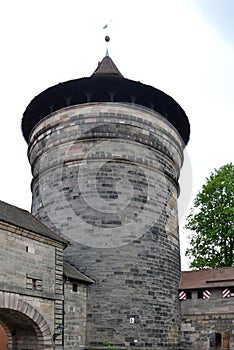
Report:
185,163,234,269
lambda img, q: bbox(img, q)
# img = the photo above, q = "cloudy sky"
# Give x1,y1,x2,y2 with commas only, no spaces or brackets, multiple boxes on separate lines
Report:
0,0,233,269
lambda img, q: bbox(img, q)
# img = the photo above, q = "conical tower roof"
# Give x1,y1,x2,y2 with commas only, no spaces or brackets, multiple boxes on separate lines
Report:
92,55,123,77
22,56,190,144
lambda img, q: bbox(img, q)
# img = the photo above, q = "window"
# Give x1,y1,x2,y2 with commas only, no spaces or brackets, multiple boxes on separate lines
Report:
72,283,78,292
197,290,203,299
197,289,211,299
222,288,230,298
26,246,35,254
179,290,192,300
26,276,42,291
222,288,234,298
32,279,37,290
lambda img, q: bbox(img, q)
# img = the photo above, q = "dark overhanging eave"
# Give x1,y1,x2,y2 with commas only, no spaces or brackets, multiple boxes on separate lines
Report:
22,65,190,145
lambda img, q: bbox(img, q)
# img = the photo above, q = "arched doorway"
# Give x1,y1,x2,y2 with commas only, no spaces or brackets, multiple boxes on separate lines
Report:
0,292,53,350
0,308,46,350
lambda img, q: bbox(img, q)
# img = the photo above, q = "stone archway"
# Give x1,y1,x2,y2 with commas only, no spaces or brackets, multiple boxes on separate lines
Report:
0,292,53,350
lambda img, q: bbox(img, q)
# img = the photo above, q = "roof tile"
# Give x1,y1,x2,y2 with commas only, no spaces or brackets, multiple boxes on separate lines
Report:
180,267,234,289
0,200,68,245
64,261,94,284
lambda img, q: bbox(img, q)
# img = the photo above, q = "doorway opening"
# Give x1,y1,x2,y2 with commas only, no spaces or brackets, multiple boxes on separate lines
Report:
0,325,8,350
0,308,45,350
209,332,228,350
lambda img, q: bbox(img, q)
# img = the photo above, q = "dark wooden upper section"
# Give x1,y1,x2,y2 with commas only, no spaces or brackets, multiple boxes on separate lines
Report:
22,56,190,145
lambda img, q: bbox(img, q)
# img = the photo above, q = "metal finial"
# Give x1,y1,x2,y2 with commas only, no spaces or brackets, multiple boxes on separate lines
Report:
103,22,111,56
105,36,110,56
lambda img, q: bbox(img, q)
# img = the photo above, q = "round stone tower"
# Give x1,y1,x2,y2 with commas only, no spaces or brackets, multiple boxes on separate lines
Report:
22,55,190,349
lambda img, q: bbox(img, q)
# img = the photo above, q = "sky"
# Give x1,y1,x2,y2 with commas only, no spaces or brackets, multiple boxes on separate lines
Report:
0,0,233,270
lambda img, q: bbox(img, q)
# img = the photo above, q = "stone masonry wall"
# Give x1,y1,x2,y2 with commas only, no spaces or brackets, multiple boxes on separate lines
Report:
180,289,234,350
0,222,55,296
28,102,185,349
0,220,65,349
64,280,90,350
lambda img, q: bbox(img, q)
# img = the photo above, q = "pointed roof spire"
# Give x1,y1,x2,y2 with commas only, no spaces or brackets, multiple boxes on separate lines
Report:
92,56,123,78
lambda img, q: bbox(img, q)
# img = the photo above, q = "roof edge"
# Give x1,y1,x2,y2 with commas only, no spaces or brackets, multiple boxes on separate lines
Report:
63,261,94,284
0,200,69,246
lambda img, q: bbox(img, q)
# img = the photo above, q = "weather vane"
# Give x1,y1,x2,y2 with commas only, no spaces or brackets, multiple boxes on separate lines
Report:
103,21,111,56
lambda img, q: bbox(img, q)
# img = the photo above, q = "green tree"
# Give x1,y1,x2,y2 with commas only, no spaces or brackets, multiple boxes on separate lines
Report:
185,163,234,269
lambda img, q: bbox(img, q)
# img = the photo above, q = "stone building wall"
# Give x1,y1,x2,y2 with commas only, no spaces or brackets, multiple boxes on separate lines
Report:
28,102,185,349
64,279,90,350
0,221,56,295
0,219,65,350
180,289,234,350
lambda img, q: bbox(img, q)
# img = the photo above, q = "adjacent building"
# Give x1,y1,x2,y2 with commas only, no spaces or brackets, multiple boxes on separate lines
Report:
0,200,93,350
180,268,234,350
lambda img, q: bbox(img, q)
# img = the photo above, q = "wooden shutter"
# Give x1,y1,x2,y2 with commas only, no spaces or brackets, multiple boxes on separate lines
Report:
222,332,229,349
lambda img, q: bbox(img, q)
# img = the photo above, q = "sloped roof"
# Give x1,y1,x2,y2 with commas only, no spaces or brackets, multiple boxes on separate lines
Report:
63,261,94,284
180,267,234,289
0,200,68,245
92,55,123,77
22,56,190,145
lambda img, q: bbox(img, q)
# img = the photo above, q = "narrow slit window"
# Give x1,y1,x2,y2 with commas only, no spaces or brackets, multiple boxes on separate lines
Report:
25,246,35,254
32,279,37,290
72,283,78,292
